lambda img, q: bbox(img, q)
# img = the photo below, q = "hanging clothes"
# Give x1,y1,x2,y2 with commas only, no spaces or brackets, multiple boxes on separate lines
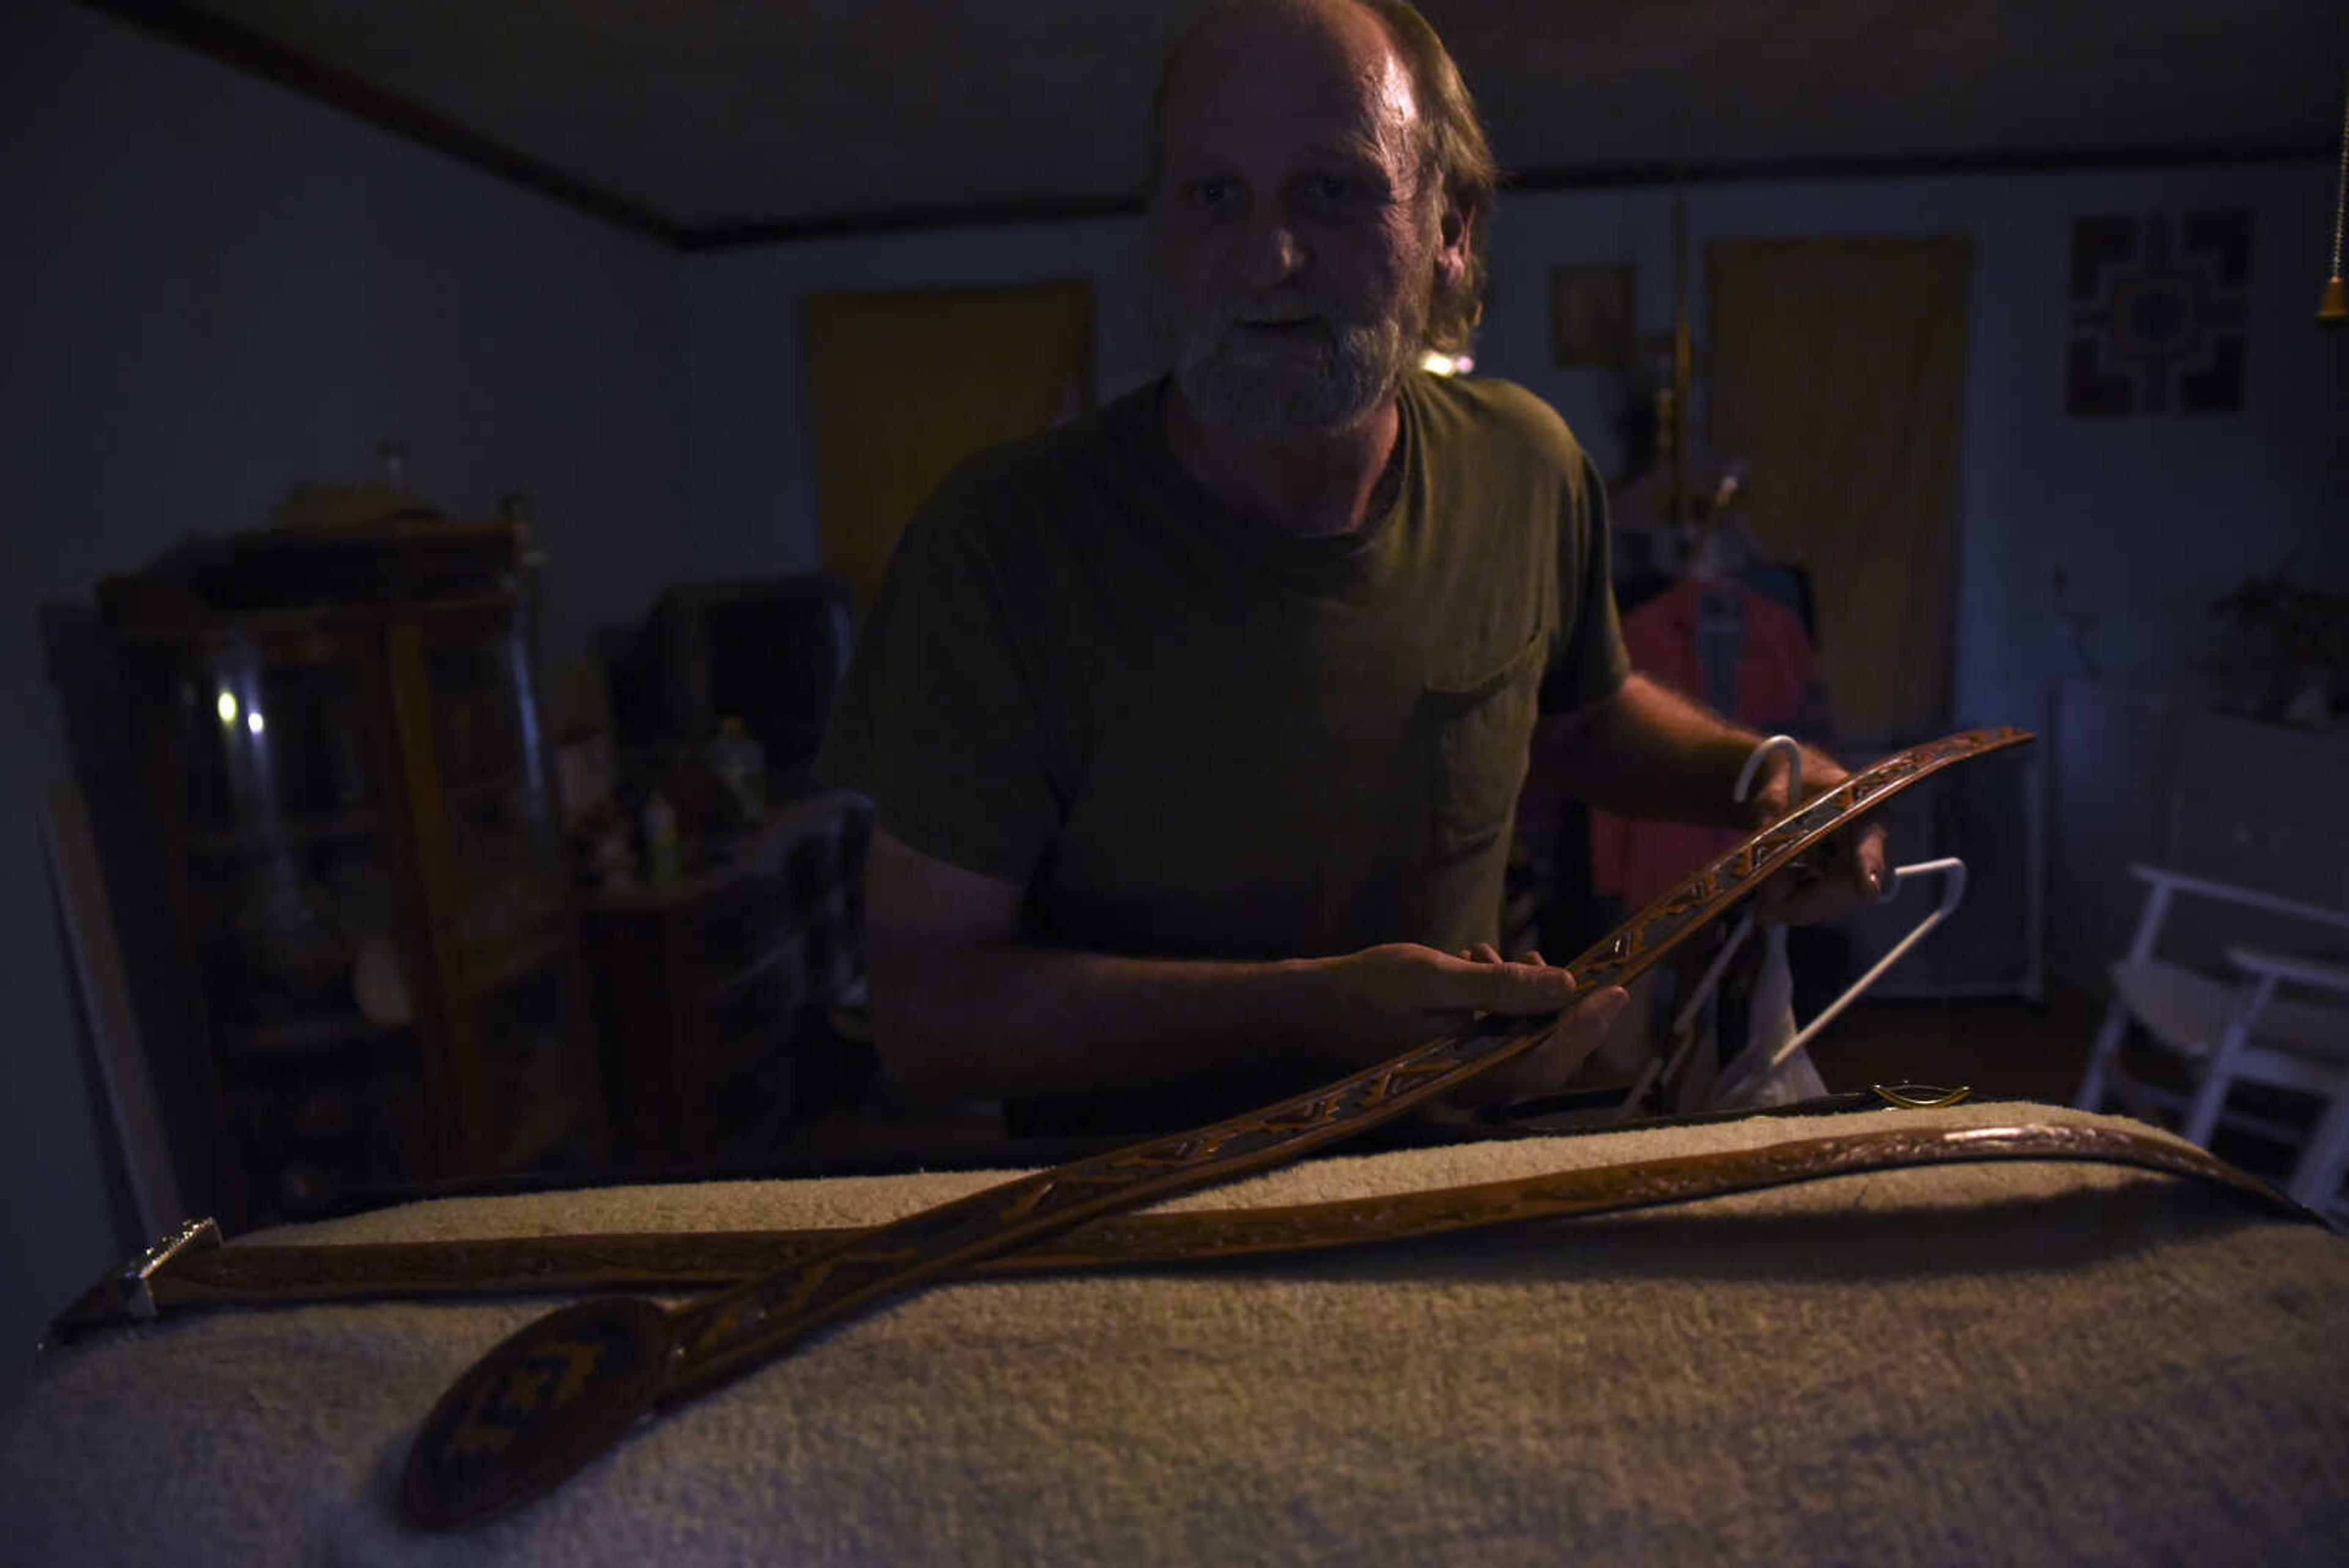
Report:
1590,575,1830,911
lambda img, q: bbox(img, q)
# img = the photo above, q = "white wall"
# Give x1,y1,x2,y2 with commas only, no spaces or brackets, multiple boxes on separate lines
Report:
683,218,1162,577
1474,166,2349,737
686,162,2347,745
1469,168,2345,997
0,0,688,1401
684,158,2345,1017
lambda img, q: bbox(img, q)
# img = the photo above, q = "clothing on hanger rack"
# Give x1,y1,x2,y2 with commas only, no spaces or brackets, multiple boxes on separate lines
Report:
1590,572,1832,910
1612,516,1820,647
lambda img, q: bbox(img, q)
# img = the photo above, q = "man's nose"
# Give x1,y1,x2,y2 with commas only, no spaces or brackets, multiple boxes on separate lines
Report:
1234,206,1307,289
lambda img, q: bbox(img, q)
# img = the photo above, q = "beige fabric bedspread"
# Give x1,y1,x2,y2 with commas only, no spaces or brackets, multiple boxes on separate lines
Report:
4,1100,2345,1566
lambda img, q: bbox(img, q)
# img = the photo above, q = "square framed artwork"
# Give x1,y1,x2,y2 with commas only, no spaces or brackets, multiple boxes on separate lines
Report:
2066,210,2250,415
1549,266,1635,368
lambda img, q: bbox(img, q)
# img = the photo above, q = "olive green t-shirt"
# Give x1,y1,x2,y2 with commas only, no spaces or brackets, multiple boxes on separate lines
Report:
817,369,1630,963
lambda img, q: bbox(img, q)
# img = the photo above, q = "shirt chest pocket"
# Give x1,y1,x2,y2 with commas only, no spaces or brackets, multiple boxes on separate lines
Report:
1421,628,1546,858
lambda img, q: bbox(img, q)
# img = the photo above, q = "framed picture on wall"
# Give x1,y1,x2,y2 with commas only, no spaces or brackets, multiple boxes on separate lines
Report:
2065,210,2250,415
1549,265,1634,368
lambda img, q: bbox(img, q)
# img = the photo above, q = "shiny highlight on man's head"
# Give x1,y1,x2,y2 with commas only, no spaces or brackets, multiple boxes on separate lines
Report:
1143,0,1499,355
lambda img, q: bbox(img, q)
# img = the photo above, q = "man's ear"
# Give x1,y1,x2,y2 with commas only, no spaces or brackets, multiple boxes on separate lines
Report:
1434,191,1473,288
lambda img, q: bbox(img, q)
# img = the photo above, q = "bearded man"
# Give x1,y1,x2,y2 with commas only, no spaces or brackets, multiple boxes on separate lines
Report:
816,0,1883,1133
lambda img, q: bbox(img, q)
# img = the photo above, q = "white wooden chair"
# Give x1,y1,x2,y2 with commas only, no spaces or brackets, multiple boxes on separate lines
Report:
2074,863,2349,1214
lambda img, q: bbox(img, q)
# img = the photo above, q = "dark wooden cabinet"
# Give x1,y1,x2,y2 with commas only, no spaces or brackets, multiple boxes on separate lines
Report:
579,792,866,1167
102,522,604,1226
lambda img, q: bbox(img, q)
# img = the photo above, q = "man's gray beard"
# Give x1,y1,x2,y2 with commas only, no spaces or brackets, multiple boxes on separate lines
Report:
1154,289,1422,439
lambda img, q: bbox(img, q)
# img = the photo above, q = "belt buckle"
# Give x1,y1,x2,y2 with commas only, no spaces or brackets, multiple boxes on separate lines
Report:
39,1216,225,1358
119,1217,223,1321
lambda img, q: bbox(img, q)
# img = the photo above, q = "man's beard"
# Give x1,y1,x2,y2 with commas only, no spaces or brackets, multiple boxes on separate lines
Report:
1152,277,1426,440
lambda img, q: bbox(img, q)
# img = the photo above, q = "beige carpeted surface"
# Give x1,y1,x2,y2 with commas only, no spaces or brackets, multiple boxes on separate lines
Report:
4,1101,2345,1566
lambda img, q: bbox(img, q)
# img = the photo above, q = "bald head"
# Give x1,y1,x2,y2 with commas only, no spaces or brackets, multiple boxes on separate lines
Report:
1155,2,1414,156
1146,0,1497,355
1151,2,1410,193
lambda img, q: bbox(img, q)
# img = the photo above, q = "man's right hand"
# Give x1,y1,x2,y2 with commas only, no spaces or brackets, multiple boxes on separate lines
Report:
866,825,1630,1108
1306,942,1630,1101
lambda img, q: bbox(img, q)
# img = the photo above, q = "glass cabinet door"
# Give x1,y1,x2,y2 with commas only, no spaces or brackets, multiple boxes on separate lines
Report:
171,630,429,1219
153,600,599,1226
412,612,599,1173
103,521,603,1227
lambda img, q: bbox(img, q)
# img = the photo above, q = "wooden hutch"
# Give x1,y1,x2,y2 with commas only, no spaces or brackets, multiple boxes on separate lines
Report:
99,519,603,1227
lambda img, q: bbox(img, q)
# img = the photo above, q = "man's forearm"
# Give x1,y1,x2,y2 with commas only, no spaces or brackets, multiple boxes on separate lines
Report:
1542,673,1847,828
867,942,1341,1106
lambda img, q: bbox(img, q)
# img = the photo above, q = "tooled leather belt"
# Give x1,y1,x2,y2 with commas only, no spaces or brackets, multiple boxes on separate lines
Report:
76,729,2295,1531
54,1102,2304,1337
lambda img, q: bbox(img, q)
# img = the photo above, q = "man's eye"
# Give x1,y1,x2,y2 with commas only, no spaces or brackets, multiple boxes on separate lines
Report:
1190,180,1236,210
1298,174,1378,208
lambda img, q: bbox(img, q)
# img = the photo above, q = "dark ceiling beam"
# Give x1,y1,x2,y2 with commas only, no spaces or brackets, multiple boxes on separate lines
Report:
1504,140,2333,193
78,0,683,245
681,196,1145,251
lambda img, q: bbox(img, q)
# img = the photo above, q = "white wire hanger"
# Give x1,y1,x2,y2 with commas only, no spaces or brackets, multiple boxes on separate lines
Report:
1635,734,1970,1110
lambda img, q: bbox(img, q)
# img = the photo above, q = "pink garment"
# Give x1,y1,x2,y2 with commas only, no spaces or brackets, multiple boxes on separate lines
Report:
1590,578,1825,910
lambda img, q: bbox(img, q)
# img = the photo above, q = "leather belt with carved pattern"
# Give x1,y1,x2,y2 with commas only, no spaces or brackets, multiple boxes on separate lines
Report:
418,729,2063,1525
77,729,2211,1531
58,1105,2304,1343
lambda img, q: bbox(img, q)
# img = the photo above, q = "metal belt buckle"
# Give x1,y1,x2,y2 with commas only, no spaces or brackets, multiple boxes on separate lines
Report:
37,1216,226,1358
1872,1083,1972,1109
119,1217,223,1321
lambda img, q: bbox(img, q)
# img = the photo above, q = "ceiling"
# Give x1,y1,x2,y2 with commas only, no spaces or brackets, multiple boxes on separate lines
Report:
102,0,2349,245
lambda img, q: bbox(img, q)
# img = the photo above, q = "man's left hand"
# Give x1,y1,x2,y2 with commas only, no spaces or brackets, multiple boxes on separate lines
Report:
1753,759,1888,926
